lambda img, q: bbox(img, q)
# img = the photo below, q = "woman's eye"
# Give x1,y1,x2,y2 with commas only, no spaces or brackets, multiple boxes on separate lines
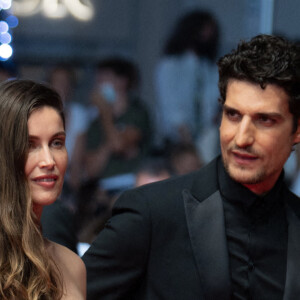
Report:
28,140,36,149
51,139,65,148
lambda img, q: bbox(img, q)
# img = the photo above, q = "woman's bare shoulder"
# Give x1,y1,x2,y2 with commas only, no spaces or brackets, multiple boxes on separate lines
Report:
46,240,86,300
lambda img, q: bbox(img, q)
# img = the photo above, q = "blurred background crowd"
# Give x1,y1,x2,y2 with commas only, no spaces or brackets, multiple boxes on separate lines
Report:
2,0,300,255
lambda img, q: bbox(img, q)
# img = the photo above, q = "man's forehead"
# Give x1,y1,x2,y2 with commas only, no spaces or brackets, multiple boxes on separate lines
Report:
225,80,290,112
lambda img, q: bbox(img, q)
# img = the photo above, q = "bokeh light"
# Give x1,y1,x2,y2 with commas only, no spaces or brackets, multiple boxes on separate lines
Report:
0,43,12,59
0,0,17,60
6,15,18,28
0,32,11,44
0,0,12,10
0,21,9,33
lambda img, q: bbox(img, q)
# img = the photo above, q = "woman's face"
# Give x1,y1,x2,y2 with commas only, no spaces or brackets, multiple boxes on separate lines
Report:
25,106,67,217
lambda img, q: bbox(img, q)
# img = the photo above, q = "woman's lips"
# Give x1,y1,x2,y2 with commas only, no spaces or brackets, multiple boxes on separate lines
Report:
32,175,58,188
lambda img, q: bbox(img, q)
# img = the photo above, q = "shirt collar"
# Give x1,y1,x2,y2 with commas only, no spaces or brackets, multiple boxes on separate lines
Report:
217,157,284,215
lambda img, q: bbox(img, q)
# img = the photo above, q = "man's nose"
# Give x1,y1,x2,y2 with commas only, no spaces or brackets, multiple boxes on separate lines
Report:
38,147,55,169
235,117,254,148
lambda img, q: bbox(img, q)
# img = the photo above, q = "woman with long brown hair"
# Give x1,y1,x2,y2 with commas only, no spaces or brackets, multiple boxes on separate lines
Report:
0,79,86,299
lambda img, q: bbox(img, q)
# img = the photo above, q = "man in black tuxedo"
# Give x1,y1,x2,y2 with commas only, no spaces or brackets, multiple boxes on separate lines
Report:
83,34,300,299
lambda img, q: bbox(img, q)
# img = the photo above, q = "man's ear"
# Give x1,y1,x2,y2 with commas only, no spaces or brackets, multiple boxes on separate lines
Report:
293,119,300,145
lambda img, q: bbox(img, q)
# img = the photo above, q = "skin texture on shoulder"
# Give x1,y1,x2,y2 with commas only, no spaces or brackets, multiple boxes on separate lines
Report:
46,240,86,299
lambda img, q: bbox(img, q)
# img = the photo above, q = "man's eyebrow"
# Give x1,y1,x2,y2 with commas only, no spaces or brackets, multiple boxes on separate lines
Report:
223,104,283,118
223,104,239,112
255,112,283,119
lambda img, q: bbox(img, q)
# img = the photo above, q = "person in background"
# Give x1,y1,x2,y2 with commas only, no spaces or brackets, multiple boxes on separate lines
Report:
84,57,152,181
0,79,86,299
71,57,152,246
83,34,300,299
168,142,203,175
154,10,220,163
77,157,172,256
135,157,171,187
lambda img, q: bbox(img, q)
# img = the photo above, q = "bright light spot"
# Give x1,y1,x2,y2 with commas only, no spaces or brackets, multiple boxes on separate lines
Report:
43,0,67,18
0,32,11,44
64,0,94,21
11,0,40,17
0,21,8,33
0,0,12,10
0,43,12,59
12,0,94,21
6,15,18,28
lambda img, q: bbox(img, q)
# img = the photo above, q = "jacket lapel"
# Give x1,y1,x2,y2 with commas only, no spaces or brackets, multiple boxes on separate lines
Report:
283,199,300,300
183,189,231,300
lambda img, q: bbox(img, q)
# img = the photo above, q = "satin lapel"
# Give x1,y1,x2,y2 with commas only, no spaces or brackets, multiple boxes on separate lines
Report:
283,204,300,300
183,189,231,300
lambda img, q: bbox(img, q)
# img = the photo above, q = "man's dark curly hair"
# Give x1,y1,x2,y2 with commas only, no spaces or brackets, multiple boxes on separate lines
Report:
218,34,300,131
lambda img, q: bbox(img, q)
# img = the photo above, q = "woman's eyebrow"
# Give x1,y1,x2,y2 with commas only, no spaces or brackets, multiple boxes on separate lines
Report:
28,131,66,139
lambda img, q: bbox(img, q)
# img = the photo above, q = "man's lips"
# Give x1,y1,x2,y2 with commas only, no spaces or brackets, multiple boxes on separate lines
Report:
231,150,259,164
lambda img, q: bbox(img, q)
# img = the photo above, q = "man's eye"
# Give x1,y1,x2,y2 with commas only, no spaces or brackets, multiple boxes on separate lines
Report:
225,110,240,121
258,116,276,126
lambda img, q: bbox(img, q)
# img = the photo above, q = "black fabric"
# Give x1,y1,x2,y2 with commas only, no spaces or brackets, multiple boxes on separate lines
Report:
83,156,300,300
218,159,287,300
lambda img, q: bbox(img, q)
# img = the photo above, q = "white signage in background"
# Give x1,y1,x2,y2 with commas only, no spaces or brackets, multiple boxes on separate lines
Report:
12,0,94,21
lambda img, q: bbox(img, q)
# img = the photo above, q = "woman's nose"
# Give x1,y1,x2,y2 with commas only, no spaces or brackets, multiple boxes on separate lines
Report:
38,147,55,169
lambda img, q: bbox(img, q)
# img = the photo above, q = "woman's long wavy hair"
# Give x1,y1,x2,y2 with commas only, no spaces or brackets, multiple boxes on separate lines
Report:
0,79,65,299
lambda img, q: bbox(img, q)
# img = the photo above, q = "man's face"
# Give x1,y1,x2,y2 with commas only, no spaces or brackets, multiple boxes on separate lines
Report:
220,79,300,194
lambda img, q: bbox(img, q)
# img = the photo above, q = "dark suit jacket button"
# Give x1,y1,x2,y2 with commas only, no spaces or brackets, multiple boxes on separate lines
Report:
248,261,255,271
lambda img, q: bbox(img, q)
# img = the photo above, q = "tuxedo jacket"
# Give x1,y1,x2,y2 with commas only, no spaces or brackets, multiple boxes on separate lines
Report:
83,157,300,300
